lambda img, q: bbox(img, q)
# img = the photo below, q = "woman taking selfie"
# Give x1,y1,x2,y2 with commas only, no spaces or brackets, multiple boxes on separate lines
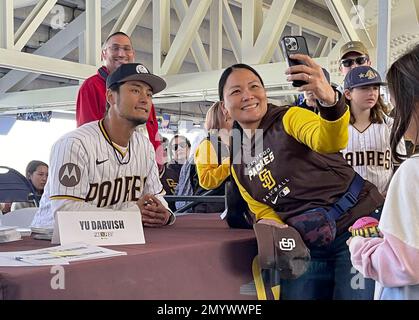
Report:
219,54,383,300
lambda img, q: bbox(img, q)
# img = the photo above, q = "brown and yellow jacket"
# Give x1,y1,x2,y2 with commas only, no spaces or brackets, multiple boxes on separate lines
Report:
231,98,384,233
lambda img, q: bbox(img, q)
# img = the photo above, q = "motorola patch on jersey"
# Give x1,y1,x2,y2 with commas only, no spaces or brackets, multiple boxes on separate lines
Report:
59,163,82,187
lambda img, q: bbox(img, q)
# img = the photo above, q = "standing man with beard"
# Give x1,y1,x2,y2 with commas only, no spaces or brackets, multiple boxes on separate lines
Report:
76,32,162,155
32,63,175,230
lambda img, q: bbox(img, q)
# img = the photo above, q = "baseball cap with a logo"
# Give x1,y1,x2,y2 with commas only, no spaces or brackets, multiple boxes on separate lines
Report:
253,223,310,280
344,66,386,90
340,41,369,59
106,63,166,94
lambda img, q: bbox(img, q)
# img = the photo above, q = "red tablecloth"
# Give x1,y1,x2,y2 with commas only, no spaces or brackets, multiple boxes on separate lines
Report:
0,214,257,300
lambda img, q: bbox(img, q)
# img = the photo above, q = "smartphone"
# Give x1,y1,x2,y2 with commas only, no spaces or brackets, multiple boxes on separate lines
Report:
280,36,310,87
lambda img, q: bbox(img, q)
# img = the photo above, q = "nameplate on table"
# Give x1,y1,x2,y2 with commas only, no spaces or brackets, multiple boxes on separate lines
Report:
56,211,145,246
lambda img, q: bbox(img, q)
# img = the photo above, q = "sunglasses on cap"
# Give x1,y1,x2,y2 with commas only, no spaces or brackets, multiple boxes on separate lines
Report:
171,142,189,151
340,55,369,68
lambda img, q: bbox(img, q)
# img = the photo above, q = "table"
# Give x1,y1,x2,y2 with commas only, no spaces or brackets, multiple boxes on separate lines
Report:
0,214,258,300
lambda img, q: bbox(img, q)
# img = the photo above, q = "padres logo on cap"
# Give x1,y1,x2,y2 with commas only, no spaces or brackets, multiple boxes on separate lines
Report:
279,238,296,251
136,64,148,74
359,69,378,80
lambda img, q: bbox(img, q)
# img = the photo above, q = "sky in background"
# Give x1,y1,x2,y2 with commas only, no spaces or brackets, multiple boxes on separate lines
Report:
0,118,206,175
0,118,75,174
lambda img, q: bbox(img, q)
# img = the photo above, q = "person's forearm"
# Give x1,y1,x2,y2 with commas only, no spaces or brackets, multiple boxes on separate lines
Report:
283,103,350,154
350,231,419,287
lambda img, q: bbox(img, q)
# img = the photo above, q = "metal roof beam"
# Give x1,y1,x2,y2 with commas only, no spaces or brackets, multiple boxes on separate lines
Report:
241,0,263,59
288,14,339,41
232,0,340,41
272,47,283,63
314,36,327,57
152,0,171,74
250,0,296,64
110,0,151,36
0,0,14,49
14,0,58,51
85,0,101,67
320,38,331,57
326,37,345,81
222,0,242,62
0,1,124,93
209,0,223,70
376,0,391,78
0,86,79,113
325,0,358,41
291,23,302,36
0,48,96,80
0,58,330,115
173,0,211,72
10,38,79,91
415,0,419,23
160,0,212,75
0,11,85,93
325,0,373,47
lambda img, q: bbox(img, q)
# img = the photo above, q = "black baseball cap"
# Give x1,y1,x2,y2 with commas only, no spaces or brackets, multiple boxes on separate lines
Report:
344,66,386,90
106,63,167,94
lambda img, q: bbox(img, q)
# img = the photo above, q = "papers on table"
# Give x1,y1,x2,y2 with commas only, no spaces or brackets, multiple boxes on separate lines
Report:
31,226,53,240
31,226,53,235
0,242,127,267
0,226,22,243
16,228,32,237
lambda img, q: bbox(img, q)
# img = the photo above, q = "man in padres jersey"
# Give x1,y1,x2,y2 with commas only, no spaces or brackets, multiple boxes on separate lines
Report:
32,63,175,229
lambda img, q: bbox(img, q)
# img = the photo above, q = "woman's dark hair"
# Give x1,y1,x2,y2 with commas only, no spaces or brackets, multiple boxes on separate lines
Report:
218,63,264,101
346,94,390,125
26,160,48,179
387,44,419,162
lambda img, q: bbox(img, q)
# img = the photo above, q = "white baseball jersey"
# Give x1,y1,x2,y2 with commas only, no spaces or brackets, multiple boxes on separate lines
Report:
32,120,170,228
341,114,406,194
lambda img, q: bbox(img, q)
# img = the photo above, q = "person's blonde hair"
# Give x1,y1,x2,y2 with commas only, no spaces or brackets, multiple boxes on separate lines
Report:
205,101,225,133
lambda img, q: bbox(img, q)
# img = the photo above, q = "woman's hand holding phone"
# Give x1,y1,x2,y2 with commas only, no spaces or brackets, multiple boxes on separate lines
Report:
285,54,336,106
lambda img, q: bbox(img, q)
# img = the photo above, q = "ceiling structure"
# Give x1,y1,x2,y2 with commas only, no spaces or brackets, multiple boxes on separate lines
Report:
0,0,418,122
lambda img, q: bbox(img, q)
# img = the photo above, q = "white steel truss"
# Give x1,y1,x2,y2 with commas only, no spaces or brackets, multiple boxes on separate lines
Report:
0,0,418,114
0,0,125,94
0,0,14,49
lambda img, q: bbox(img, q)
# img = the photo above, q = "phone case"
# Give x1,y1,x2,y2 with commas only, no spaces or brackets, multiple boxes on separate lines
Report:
281,36,310,87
